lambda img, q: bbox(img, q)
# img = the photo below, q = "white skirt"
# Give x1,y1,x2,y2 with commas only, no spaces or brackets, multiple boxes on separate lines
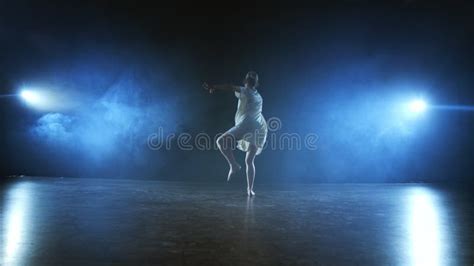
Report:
225,116,267,155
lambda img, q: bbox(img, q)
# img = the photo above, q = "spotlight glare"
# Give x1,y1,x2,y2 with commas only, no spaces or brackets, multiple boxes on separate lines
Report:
19,87,72,111
408,99,427,114
20,90,42,105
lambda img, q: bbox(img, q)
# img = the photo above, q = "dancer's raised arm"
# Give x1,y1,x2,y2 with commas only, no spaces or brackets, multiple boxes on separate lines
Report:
203,82,241,94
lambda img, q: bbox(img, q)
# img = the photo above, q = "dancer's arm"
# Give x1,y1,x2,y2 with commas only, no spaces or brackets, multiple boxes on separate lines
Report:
203,82,241,93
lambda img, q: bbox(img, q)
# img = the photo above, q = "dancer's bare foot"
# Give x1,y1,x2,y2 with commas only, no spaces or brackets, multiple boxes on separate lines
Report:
247,188,255,197
227,163,241,181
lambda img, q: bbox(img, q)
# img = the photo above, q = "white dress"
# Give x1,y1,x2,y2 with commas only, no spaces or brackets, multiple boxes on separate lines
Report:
226,86,267,155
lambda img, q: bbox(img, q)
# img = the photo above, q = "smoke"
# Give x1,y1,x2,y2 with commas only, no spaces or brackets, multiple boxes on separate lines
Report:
30,66,180,177
34,113,74,143
270,58,434,182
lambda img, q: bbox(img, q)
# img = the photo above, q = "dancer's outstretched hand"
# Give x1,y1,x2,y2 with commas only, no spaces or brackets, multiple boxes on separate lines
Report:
203,82,214,93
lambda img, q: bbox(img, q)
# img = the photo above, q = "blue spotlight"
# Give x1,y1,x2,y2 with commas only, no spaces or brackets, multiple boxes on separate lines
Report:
18,88,63,111
20,90,43,105
408,99,427,114
398,97,429,120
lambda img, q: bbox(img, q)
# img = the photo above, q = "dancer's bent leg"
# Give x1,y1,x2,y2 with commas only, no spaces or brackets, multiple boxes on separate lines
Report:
216,134,241,181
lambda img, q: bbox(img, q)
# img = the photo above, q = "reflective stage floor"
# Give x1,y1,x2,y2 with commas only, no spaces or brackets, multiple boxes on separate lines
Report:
1,177,473,265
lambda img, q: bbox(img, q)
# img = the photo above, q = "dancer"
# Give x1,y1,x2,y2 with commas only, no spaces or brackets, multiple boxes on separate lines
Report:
203,71,267,196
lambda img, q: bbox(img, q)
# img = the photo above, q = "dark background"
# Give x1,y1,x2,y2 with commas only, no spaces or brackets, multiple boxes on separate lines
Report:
0,1,473,183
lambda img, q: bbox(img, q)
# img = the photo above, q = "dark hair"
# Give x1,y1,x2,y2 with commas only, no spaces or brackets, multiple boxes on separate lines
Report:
244,71,259,88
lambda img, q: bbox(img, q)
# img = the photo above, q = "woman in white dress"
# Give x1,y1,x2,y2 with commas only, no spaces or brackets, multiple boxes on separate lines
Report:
203,71,267,196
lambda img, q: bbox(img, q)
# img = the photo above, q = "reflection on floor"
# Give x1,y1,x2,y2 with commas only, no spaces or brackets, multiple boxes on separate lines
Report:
1,177,473,265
